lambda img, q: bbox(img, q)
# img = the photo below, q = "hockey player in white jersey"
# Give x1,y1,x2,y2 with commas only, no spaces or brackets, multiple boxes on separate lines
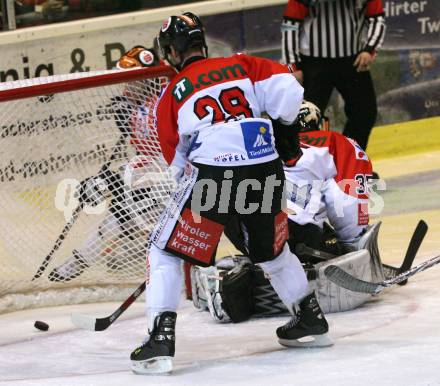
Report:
48,46,170,282
130,12,332,375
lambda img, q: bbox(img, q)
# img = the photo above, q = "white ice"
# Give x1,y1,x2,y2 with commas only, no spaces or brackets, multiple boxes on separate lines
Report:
1,254,440,386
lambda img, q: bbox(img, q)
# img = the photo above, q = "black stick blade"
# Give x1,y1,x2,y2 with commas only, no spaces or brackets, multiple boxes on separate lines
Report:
400,220,428,274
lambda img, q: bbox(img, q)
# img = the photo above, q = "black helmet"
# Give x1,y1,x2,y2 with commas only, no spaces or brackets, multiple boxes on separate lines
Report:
158,12,208,68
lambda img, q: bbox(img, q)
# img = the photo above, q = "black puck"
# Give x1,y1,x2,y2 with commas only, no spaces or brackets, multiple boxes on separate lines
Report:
34,321,49,331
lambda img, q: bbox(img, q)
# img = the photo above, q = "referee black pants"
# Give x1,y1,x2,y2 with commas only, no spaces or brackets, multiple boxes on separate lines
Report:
301,55,377,150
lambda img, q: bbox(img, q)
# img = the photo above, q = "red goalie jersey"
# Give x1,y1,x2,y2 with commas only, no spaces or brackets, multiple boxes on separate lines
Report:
284,130,373,243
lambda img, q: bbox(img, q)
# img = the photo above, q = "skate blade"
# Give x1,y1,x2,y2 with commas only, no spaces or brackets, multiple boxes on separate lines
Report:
278,334,333,348
131,356,173,375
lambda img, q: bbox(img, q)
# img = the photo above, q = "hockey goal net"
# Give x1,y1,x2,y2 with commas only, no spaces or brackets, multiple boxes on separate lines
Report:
0,66,176,313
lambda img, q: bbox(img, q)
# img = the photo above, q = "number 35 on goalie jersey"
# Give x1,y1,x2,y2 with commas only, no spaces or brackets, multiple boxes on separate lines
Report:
155,54,304,172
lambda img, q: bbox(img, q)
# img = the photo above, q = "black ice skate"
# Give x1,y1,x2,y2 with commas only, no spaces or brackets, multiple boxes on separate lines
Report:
277,292,333,348
131,311,176,375
48,250,88,282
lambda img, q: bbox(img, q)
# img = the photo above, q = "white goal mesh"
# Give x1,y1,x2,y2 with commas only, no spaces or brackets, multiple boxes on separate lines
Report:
0,66,176,313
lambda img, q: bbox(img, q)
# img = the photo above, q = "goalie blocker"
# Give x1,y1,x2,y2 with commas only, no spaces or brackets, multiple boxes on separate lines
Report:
190,222,387,322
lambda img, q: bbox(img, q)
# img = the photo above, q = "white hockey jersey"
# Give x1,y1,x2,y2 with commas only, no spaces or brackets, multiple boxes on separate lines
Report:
155,54,304,173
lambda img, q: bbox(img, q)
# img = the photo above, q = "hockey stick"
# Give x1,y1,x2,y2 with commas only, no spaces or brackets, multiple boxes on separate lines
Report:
32,134,127,280
71,281,146,331
324,253,440,295
381,220,428,284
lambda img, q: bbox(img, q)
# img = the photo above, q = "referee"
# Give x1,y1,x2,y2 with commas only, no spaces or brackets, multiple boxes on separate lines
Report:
281,0,386,150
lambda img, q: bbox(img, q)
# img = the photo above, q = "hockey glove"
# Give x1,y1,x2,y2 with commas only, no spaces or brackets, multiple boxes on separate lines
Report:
116,46,159,69
272,119,302,164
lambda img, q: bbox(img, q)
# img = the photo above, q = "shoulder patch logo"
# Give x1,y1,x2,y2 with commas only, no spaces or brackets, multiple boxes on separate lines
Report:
172,77,194,102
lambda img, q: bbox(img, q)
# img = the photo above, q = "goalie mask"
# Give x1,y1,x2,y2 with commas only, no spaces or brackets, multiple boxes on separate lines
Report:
294,101,329,132
158,12,208,69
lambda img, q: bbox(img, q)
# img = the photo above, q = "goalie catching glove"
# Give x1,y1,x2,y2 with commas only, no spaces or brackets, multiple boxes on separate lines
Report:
116,46,159,69
113,45,162,137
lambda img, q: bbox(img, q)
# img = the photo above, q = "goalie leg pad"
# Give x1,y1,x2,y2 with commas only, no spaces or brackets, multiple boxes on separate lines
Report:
312,249,372,313
220,264,254,323
190,265,211,311
191,265,231,322
252,265,288,316
356,222,385,281
191,258,256,323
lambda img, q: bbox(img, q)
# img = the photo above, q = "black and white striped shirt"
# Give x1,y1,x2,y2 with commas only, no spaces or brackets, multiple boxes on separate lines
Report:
282,0,386,68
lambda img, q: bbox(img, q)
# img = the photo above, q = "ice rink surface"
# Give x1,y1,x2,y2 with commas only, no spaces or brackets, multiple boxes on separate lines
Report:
1,154,440,386
1,267,440,386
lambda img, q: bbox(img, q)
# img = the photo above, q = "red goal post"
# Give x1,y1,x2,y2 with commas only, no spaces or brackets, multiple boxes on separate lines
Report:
0,66,176,313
